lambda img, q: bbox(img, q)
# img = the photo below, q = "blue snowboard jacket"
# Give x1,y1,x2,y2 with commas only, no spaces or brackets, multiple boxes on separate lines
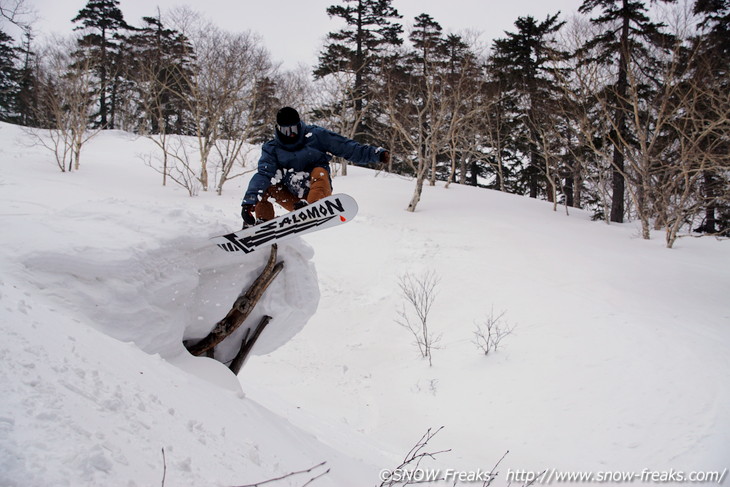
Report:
242,122,383,206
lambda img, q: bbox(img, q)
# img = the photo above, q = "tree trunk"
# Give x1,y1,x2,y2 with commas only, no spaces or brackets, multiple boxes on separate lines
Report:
701,171,718,233
610,4,631,223
610,147,626,222
100,26,108,128
407,171,426,212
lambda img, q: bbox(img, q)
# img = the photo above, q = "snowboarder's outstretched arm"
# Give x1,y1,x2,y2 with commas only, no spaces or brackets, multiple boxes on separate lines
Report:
312,126,389,166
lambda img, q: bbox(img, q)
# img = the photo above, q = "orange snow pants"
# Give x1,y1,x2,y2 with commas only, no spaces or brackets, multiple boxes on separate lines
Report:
254,167,332,221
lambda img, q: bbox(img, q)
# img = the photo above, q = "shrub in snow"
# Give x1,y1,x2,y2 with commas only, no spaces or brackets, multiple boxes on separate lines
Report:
395,271,441,366
473,307,515,356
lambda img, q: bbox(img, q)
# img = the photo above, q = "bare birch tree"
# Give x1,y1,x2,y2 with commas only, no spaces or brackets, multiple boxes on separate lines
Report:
129,13,194,187
441,32,485,189
555,17,637,223
481,80,511,192
27,36,99,172
380,34,482,212
380,56,435,212
556,9,728,246
165,13,275,194
188,27,261,191
310,69,367,176
659,51,730,247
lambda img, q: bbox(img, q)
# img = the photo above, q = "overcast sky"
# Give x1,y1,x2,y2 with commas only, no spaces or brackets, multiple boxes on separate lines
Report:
25,0,586,70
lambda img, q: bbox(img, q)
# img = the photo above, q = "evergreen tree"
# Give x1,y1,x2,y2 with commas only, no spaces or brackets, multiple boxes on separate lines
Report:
14,28,39,126
441,33,485,186
315,0,403,145
442,33,480,80
409,13,446,72
578,0,677,223
690,0,730,234
0,28,19,122
0,26,20,122
126,14,195,135
72,0,131,129
488,14,566,199
248,76,279,145
405,13,447,185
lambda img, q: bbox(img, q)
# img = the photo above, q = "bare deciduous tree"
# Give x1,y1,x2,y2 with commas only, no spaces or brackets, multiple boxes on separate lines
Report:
442,32,486,189
556,27,617,222
379,426,451,487
141,136,201,196
379,28,486,211
310,69,367,177
27,36,100,172
481,79,511,192
162,12,276,194
395,271,440,366
473,307,515,356
186,27,270,192
380,60,454,210
0,0,34,30
660,54,730,247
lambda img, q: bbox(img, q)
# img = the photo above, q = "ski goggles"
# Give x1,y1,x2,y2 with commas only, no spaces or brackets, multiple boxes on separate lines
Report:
277,123,299,137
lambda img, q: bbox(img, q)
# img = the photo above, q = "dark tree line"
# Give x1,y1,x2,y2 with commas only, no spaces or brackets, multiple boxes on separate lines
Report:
0,0,727,245
312,0,728,244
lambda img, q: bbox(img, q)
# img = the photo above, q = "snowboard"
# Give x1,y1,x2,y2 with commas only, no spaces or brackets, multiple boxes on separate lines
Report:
212,193,358,253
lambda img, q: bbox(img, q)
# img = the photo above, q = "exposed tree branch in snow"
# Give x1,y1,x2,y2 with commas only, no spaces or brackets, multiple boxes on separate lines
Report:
160,448,167,487
232,461,329,487
229,315,271,375
379,426,451,487
185,244,283,358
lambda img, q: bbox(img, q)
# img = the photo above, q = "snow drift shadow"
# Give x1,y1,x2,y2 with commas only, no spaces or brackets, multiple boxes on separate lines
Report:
21,236,319,373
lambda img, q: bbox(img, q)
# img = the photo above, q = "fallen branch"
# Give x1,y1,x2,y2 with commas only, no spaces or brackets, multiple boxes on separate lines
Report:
229,315,272,374
185,244,283,357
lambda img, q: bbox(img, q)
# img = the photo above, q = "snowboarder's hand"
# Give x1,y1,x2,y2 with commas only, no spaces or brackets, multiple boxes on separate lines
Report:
241,204,256,227
294,199,308,210
379,149,390,164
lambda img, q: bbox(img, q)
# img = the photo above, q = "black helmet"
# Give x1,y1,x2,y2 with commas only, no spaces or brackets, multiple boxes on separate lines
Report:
276,107,301,142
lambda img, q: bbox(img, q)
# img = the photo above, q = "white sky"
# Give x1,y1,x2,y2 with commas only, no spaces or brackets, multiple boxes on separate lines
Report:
26,0,586,70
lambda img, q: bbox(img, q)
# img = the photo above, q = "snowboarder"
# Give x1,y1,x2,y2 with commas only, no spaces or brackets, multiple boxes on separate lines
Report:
241,107,390,227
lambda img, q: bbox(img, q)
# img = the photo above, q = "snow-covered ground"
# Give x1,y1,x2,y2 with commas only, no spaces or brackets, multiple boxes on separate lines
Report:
0,122,728,486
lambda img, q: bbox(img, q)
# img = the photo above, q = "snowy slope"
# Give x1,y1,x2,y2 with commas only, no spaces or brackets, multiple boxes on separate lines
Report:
0,124,383,486
0,121,728,486
243,169,730,478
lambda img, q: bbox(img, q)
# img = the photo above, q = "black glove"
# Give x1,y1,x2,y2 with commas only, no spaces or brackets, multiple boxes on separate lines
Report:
241,204,256,227
379,149,390,164
294,199,308,210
